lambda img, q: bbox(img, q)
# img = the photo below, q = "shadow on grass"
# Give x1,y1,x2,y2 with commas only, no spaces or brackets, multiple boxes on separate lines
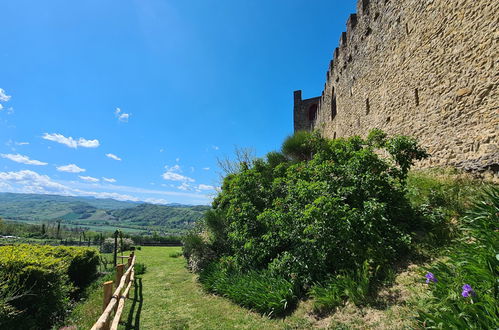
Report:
124,277,143,329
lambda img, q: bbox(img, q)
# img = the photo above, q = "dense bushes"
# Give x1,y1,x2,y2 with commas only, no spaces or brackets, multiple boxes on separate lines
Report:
0,245,99,329
417,187,499,328
184,130,428,314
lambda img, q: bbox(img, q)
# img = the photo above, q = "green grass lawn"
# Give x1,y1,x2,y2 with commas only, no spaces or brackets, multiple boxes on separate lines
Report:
121,246,313,329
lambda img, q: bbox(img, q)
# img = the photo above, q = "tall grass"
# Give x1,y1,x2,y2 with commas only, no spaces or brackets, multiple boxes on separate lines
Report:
417,187,499,328
199,263,297,317
310,261,374,315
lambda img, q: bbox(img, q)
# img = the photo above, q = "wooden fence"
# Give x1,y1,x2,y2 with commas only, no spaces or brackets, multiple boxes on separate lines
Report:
91,252,136,330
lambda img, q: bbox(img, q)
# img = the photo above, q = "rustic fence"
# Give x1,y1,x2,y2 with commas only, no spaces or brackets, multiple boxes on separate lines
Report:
91,252,136,330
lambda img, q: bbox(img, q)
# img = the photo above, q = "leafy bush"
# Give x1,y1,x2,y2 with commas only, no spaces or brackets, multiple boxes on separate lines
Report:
0,245,99,329
169,251,182,258
199,262,297,317
181,130,434,316
135,263,147,275
417,187,499,328
189,131,427,286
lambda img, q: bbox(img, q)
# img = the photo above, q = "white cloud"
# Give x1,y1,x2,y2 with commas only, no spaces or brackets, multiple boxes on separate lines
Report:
202,167,210,171
77,138,100,148
115,108,131,122
162,165,195,182
198,184,215,191
162,172,195,182
103,177,116,183
56,164,86,173
175,158,180,162
1,153,47,166
42,133,100,149
159,148,164,153
0,104,3,111
0,88,11,102
79,175,99,182
165,164,181,172
15,142,29,146
212,145,219,150
177,182,191,191
0,170,72,195
106,153,122,161
144,198,169,205
0,170,210,205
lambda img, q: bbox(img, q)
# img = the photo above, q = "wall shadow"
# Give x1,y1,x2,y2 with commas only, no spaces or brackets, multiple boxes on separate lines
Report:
124,277,143,329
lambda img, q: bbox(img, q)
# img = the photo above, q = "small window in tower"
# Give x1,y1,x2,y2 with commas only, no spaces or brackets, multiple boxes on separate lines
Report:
365,98,370,115
331,96,337,120
414,88,419,106
308,104,318,121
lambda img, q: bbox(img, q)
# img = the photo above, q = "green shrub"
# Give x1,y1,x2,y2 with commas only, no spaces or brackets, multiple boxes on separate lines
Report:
192,131,427,287
417,187,499,329
135,263,147,275
168,251,182,258
0,245,99,329
199,262,297,317
47,246,100,288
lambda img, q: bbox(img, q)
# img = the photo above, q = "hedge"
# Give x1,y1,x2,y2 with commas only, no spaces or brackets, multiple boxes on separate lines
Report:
0,244,99,329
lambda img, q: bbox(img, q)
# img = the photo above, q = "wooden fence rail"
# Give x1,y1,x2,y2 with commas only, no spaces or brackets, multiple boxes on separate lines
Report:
91,252,136,330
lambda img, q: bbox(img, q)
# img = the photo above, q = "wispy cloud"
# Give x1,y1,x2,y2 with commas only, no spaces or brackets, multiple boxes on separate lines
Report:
162,165,194,182
114,108,131,122
15,142,29,146
202,167,210,171
0,170,72,195
106,153,122,161
56,164,86,173
103,177,116,183
177,182,191,191
212,145,219,150
0,88,11,102
1,153,47,166
42,133,100,149
177,183,215,192
79,175,99,182
198,184,214,191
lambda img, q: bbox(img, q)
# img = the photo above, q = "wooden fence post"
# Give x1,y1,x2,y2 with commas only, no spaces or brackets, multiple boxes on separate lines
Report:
103,281,113,311
116,264,124,286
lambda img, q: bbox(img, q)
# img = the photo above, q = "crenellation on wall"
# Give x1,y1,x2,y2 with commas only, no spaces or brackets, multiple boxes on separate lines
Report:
294,0,499,178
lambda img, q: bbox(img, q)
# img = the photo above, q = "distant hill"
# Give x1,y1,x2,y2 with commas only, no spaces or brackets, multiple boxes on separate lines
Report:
0,193,209,233
110,204,209,228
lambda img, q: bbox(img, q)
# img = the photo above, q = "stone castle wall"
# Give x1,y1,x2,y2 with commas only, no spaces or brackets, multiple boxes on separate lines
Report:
294,0,498,174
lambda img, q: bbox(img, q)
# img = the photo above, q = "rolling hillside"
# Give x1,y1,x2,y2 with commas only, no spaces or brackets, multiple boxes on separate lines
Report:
0,193,209,232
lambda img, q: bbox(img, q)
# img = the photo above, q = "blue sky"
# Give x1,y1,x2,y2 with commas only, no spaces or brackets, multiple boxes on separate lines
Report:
0,0,356,205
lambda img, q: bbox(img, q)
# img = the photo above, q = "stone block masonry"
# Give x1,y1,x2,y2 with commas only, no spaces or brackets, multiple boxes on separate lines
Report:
293,0,498,177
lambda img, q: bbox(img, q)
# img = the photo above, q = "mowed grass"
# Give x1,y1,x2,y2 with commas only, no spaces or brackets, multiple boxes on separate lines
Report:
122,246,313,329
